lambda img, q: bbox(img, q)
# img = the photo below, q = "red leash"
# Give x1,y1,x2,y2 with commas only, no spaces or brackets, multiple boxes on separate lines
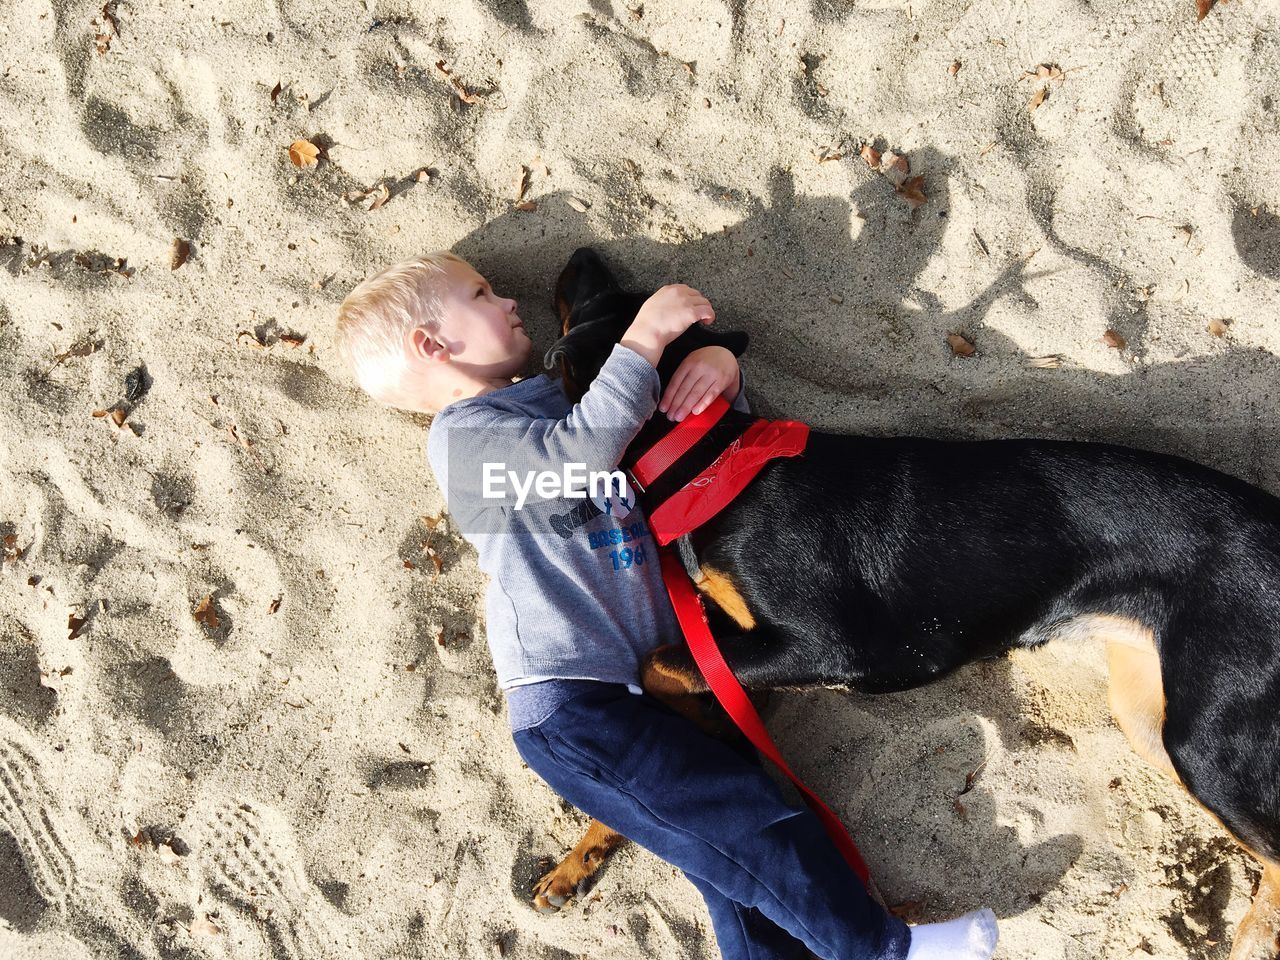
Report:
657,546,873,886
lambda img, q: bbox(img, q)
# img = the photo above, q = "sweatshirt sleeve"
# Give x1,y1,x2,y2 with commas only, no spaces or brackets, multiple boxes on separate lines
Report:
427,343,660,512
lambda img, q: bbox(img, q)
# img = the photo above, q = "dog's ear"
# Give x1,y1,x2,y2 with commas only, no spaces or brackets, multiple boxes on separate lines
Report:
543,317,610,370
679,323,749,358
554,247,621,335
714,329,749,358
543,317,623,402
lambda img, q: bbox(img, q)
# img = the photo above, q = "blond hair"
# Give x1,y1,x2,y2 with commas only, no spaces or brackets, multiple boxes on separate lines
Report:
335,250,469,401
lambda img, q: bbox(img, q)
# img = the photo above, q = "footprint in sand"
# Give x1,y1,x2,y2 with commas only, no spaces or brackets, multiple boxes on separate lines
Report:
0,717,152,954
1105,0,1261,139
0,717,76,920
194,796,339,960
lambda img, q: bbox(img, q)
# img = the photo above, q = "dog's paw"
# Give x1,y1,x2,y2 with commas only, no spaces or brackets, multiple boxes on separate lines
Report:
532,859,592,914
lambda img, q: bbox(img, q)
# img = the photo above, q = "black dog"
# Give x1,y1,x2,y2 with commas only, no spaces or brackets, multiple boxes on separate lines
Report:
530,246,1280,958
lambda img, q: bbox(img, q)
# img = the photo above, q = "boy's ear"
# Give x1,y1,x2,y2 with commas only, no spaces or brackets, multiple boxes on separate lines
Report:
410,326,449,362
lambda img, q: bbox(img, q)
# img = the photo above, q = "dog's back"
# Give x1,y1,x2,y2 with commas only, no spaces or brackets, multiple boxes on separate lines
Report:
698,431,1280,864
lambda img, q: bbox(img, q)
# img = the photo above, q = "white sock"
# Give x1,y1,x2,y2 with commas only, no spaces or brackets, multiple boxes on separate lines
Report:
905,908,999,960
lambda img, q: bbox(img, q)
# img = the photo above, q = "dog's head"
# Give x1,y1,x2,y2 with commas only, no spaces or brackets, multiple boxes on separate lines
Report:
547,247,748,402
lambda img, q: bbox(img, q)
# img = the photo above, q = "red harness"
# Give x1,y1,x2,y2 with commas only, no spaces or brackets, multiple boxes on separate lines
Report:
632,397,810,545
629,397,873,886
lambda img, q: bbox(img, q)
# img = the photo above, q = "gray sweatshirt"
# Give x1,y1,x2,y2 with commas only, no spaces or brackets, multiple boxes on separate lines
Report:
426,343,747,729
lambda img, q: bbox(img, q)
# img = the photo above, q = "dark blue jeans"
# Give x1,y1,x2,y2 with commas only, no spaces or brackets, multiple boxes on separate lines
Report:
512,683,910,960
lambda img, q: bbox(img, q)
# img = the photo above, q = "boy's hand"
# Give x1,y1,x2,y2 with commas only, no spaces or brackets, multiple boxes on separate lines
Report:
620,284,715,367
659,346,739,421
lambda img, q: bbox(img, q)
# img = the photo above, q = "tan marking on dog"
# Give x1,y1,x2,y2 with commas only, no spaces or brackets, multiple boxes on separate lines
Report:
1052,613,1280,958
641,649,712,735
696,566,756,631
1231,860,1280,959
555,265,577,336
1104,637,1180,782
1042,614,1179,778
641,644,708,699
533,818,626,911
1046,612,1155,651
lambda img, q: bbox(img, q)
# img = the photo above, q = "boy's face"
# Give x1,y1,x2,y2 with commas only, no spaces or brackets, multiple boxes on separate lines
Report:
432,260,532,379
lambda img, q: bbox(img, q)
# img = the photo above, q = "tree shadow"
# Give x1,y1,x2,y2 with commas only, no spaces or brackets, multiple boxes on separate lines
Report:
454,156,1280,491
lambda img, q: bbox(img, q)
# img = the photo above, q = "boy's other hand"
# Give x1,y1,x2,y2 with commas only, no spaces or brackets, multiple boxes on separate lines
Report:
620,284,715,367
659,346,740,421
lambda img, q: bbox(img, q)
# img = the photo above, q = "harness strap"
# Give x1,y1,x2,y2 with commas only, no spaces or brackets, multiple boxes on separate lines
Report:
646,418,808,546
632,395,731,489
658,547,873,887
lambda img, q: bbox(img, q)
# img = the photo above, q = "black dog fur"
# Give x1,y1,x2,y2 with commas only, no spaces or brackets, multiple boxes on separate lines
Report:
547,245,1280,880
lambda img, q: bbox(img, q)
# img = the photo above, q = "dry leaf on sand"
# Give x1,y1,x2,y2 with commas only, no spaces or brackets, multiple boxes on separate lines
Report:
2,533,28,564
188,914,223,938
343,183,390,210
364,183,390,210
947,333,976,357
881,150,910,175
288,139,320,169
193,595,221,630
436,60,482,104
1026,355,1065,369
895,175,927,209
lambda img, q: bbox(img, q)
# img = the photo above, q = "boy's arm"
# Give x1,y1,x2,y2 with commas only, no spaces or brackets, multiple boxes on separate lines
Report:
427,343,657,506
430,284,717,506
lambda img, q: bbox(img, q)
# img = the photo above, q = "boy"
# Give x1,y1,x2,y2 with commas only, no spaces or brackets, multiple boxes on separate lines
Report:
335,250,999,960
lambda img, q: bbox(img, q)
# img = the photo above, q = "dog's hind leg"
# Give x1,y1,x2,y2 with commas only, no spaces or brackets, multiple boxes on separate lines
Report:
1104,615,1280,957
1104,627,1181,783
533,818,628,914
1231,860,1280,960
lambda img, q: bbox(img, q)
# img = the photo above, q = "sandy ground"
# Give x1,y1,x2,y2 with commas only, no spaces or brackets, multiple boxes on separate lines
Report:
1,0,1278,957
